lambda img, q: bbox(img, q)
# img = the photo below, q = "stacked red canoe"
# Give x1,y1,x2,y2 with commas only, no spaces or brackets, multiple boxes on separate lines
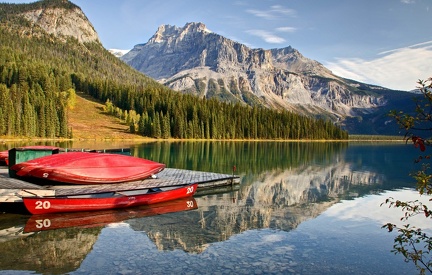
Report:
10,151,166,184
8,149,199,215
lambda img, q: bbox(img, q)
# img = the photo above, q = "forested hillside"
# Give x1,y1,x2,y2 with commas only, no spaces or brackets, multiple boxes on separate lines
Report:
0,0,348,140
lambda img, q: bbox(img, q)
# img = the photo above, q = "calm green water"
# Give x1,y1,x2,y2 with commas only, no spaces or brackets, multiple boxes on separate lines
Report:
0,141,427,274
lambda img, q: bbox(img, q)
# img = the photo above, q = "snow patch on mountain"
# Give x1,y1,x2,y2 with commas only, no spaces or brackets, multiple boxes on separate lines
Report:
109,49,130,58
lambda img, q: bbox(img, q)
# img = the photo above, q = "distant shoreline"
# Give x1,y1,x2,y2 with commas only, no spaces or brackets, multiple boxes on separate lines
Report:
0,135,406,143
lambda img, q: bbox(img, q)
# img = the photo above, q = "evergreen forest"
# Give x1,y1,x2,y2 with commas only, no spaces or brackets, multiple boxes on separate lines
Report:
0,1,348,140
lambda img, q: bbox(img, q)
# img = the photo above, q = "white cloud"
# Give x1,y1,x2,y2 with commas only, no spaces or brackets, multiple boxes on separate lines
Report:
379,40,432,55
246,9,277,20
401,0,415,4
246,5,295,20
276,26,297,33
270,5,296,16
325,42,432,91
246,29,286,44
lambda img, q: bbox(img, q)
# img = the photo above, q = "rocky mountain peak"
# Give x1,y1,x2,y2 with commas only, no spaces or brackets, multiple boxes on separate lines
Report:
183,22,211,34
4,0,100,44
123,22,333,80
121,22,412,134
149,22,211,44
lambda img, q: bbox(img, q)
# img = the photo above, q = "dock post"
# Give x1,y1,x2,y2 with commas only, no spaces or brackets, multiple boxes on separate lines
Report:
231,165,236,185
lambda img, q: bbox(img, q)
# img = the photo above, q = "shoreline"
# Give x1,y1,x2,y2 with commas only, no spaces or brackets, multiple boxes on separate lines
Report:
0,136,407,143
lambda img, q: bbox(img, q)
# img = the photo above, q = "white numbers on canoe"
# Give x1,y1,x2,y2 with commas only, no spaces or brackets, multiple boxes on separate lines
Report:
35,200,51,210
186,186,194,194
186,200,194,208
35,219,51,229
42,173,49,178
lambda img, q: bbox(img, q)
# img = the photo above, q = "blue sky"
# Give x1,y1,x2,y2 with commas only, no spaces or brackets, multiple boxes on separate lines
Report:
6,0,432,91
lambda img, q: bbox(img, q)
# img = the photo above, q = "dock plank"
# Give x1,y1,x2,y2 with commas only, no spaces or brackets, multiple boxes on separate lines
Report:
0,167,240,202
0,171,44,190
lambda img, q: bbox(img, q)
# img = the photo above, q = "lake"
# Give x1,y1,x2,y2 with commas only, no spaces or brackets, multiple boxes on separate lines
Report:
0,141,429,274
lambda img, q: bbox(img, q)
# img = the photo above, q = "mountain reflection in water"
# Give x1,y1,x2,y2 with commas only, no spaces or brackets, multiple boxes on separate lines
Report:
0,141,425,274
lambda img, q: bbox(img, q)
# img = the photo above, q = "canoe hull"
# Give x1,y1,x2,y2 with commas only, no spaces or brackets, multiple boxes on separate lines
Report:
22,183,197,214
11,152,166,184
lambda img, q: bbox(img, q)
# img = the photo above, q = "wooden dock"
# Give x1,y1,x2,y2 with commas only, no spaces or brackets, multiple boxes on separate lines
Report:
0,167,240,203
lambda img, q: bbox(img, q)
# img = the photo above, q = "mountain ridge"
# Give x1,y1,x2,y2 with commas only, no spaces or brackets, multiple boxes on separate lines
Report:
121,22,415,135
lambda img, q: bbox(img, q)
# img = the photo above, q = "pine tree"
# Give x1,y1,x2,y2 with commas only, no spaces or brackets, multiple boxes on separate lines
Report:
153,112,161,138
162,111,171,139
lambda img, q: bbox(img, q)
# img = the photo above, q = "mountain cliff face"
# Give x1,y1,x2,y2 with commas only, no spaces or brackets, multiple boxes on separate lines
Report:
0,0,100,44
122,22,415,134
21,7,99,44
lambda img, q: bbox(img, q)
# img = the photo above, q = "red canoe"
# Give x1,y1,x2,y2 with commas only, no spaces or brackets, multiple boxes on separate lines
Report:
24,197,198,232
10,151,165,184
22,183,198,214
0,150,7,165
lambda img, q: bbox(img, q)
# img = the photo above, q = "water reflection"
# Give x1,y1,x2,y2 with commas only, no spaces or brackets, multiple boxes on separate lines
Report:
128,142,421,254
0,141,423,274
0,199,198,274
133,141,350,175
24,198,198,233
0,221,100,274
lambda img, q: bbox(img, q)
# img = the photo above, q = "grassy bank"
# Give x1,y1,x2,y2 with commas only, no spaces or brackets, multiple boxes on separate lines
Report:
348,135,405,141
68,93,150,140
